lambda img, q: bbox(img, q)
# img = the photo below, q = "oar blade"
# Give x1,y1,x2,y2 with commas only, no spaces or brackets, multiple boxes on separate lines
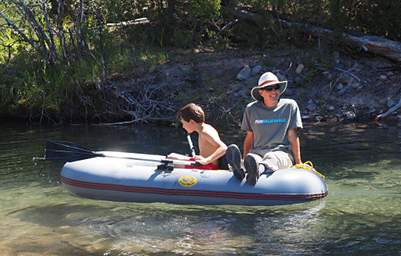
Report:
44,149,96,161
45,140,92,152
44,140,99,162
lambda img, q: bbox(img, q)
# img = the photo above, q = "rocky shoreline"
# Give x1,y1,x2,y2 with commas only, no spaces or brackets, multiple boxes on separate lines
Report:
5,47,400,127
98,48,401,129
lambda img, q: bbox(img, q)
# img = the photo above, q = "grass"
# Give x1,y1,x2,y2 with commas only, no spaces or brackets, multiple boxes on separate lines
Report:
0,43,170,122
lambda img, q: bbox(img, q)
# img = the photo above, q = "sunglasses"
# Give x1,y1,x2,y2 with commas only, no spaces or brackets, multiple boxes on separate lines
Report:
262,84,281,91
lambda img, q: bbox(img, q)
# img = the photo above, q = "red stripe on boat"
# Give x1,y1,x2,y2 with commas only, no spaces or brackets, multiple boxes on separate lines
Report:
61,176,327,201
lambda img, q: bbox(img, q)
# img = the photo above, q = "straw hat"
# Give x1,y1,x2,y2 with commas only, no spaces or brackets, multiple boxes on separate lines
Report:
251,72,287,101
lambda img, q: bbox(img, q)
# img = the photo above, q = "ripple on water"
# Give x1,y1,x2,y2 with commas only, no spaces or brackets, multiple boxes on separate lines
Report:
1,123,401,255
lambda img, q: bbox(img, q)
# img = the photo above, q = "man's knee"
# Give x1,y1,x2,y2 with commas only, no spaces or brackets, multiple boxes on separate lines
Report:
246,153,262,161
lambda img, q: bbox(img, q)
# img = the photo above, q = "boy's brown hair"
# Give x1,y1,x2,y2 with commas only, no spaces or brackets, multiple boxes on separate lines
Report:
177,103,205,123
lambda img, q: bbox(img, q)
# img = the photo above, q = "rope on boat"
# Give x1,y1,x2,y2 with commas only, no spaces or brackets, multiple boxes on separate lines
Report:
294,161,326,179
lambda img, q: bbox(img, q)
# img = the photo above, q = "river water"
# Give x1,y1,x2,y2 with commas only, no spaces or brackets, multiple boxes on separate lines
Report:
0,122,400,255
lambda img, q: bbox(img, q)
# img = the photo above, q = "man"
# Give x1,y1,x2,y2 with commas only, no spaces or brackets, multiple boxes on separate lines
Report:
227,72,303,185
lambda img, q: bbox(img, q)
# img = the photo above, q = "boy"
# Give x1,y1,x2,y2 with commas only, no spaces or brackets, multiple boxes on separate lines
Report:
168,103,227,170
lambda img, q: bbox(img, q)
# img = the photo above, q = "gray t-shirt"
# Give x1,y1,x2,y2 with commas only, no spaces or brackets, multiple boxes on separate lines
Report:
241,99,303,155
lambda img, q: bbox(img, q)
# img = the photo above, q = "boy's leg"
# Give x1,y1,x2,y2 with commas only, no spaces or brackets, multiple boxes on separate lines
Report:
260,151,293,172
226,144,245,181
244,153,262,185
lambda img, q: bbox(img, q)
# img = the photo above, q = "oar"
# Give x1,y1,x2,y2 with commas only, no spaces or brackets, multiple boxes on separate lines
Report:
41,140,197,167
43,141,103,161
187,134,196,157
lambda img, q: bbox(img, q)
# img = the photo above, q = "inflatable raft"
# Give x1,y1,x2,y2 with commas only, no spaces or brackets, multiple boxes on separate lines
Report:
60,151,328,206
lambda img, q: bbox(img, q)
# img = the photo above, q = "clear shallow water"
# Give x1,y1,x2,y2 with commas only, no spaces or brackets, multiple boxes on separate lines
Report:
1,122,401,255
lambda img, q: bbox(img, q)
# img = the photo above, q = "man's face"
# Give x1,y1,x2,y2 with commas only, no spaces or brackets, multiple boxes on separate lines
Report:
259,85,281,104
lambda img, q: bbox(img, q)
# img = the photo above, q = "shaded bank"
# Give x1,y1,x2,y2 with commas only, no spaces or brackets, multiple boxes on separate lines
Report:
32,48,401,126
2,47,401,126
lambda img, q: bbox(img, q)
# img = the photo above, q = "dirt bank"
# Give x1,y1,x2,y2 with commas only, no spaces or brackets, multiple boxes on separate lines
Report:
97,47,401,129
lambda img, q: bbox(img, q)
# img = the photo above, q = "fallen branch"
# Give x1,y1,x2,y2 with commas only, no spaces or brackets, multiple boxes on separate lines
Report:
106,18,150,28
335,67,361,82
375,98,401,120
234,9,401,63
92,116,175,126
282,20,401,63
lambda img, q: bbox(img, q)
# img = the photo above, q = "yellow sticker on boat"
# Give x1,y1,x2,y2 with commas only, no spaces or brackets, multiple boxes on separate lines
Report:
178,175,198,187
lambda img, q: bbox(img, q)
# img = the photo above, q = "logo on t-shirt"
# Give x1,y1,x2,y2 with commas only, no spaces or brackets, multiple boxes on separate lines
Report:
255,118,288,124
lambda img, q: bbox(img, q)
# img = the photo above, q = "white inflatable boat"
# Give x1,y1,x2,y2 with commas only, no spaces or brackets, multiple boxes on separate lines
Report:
59,150,328,206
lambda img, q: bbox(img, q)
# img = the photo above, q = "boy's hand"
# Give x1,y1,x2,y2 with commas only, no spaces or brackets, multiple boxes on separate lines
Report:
194,155,209,165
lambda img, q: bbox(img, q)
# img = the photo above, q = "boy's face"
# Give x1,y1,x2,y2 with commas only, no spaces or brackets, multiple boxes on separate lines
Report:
180,118,195,133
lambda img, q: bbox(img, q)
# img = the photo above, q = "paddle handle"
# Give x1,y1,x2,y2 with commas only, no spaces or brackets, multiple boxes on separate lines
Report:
98,151,196,166
187,134,196,157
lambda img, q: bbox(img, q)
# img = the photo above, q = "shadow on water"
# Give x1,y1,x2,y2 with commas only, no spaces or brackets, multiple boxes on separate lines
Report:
11,204,108,227
11,201,329,255
7,240,98,256
12,200,401,255
13,201,326,228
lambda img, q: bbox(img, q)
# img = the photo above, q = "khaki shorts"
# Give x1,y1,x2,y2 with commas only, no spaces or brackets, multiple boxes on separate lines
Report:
247,151,293,172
